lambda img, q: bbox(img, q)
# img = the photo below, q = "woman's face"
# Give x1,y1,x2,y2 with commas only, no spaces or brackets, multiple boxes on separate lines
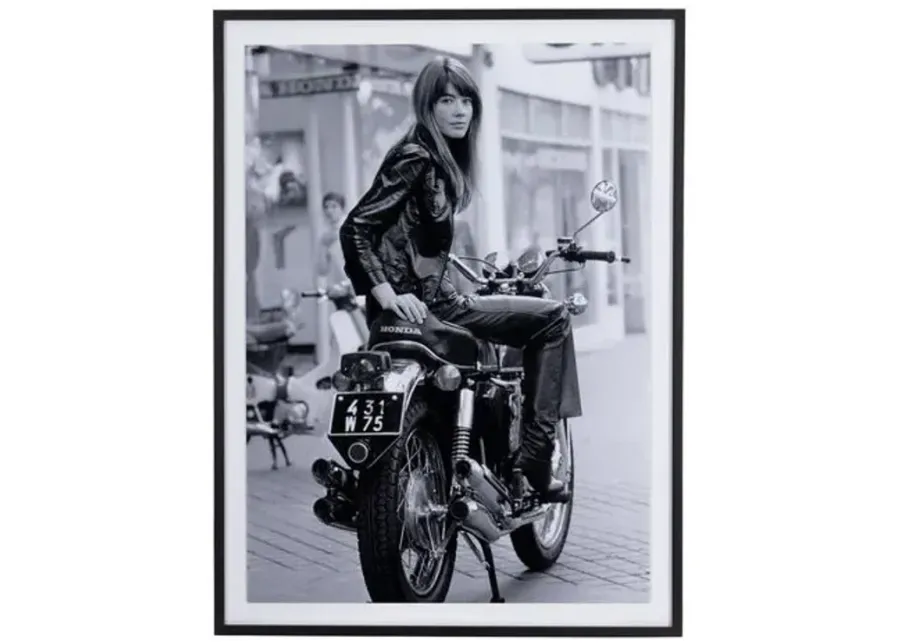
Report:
433,83,473,139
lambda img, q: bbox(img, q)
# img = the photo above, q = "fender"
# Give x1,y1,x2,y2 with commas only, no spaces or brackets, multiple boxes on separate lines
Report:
329,308,366,355
326,359,426,471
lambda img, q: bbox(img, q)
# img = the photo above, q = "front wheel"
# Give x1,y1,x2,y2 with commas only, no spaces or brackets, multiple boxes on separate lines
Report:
356,400,457,602
510,420,575,571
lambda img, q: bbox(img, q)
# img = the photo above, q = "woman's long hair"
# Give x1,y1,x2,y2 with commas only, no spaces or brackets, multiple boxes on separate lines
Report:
389,56,482,212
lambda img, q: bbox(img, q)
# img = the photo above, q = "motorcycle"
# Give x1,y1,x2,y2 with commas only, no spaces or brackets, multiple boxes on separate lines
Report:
310,180,625,602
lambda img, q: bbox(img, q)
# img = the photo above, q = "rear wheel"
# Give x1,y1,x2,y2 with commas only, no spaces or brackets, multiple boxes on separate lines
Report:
356,401,457,602
510,420,575,571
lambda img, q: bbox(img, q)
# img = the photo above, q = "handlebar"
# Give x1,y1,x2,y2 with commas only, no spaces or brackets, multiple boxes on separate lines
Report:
563,249,630,264
298,280,355,300
447,247,629,289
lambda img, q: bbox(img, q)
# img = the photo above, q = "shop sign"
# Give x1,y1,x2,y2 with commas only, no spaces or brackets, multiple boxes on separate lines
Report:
259,73,360,98
366,77,414,98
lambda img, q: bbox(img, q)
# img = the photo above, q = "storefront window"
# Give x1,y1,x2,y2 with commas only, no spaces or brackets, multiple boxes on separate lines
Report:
601,109,651,146
563,104,591,139
499,90,529,134
532,97,562,137
356,84,415,190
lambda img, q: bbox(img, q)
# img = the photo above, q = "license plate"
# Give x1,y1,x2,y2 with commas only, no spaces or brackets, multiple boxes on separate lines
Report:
330,392,404,436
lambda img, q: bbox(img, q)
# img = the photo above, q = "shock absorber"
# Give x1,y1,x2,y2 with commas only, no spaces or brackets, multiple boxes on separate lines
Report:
452,386,476,464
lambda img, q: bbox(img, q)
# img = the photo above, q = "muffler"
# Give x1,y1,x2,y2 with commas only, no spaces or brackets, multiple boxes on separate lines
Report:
311,458,356,495
449,498,502,543
454,457,509,517
449,497,551,543
450,457,517,543
312,496,356,532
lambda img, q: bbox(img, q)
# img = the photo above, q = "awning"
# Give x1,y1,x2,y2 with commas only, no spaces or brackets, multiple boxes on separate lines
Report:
522,43,651,62
522,43,652,96
273,44,473,78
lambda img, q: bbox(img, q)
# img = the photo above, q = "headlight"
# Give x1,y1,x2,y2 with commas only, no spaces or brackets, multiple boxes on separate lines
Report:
433,364,462,391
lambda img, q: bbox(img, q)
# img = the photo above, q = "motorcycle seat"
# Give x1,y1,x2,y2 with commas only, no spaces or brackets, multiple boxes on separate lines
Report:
247,320,294,345
367,310,487,368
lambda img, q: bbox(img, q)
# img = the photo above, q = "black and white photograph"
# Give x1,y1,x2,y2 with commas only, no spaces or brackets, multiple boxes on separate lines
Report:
216,9,683,635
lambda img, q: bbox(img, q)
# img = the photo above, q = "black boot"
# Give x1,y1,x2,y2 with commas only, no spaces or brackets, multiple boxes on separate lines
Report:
514,447,570,503
515,309,572,504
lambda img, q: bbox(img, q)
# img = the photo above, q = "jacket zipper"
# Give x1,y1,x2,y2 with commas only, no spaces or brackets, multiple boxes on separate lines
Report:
428,215,454,306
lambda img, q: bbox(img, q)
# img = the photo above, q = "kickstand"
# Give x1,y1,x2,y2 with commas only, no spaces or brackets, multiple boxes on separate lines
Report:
480,541,505,603
461,533,506,603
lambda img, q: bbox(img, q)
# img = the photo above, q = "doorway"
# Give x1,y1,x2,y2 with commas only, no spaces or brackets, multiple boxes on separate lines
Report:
618,149,648,334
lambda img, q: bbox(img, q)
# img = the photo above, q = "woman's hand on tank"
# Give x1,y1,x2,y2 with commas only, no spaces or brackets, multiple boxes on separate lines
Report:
372,283,428,324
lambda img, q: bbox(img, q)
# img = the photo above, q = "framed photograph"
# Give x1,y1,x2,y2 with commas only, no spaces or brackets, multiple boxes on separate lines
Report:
215,8,684,636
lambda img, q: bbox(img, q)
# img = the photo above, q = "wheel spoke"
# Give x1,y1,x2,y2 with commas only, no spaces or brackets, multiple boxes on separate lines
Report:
413,552,439,589
410,551,429,588
395,428,451,596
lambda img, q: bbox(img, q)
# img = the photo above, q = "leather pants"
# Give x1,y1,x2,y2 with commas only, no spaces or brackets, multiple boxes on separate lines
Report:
428,294,583,464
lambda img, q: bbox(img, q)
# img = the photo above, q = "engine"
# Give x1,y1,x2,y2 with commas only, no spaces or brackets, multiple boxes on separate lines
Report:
473,378,522,475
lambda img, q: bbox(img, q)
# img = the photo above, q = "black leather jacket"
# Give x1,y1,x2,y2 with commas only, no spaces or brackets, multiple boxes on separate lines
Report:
340,127,459,307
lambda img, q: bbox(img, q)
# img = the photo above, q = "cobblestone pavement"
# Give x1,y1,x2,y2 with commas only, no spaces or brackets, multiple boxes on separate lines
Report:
246,336,651,603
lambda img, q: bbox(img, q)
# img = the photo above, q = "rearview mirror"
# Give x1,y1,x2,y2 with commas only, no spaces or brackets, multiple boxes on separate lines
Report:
573,180,619,241
590,180,618,214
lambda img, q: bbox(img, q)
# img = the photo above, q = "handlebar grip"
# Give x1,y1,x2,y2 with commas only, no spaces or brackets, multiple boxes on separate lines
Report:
575,250,616,263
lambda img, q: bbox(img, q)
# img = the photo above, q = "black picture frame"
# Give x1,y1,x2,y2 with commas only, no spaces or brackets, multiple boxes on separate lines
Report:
215,8,684,636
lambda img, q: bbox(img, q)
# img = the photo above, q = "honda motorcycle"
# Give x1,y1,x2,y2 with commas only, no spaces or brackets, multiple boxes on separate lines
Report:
310,180,626,602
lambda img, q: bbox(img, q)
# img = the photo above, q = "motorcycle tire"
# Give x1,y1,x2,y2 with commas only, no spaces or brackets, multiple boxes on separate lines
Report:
510,420,575,571
356,400,458,602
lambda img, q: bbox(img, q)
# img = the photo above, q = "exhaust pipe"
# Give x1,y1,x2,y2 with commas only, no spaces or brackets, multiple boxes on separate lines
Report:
311,458,355,494
449,497,551,543
450,457,556,542
313,496,356,532
454,457,509,518
449,498,502,543
313,497,335,523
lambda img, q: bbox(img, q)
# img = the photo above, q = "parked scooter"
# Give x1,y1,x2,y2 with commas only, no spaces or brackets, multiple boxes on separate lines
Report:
281,280,369,437
247,281,370,466
246,289,309,469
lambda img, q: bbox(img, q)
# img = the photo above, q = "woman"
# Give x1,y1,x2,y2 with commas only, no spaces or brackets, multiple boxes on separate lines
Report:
340,56,581,502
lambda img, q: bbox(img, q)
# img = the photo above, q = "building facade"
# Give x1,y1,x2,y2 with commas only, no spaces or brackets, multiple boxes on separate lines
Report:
244,43,651,358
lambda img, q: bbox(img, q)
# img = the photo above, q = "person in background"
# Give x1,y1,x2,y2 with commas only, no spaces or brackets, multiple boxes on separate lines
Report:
317,192,348,285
